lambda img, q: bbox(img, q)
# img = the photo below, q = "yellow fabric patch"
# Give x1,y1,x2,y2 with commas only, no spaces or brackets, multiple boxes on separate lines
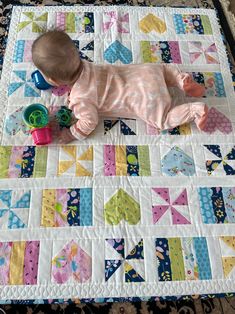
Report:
58,146,93,176
41,189,56,227
76,162,92,176
9,241,26,285
116,145,127,176
139,14,166,34
220,236,235,251
222,256,235,278
78,146,93,161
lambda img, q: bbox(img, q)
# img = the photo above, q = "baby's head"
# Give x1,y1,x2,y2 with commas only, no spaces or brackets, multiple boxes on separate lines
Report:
32,30,80,86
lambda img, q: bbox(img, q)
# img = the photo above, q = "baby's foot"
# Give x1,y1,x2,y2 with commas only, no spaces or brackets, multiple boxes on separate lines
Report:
182,74,205,97
195,104,209,130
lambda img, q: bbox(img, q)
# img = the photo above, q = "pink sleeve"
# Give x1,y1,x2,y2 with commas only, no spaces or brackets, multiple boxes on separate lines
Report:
70,101,99,140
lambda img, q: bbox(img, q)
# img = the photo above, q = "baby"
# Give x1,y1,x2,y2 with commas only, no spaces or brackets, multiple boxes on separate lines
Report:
32,30,208,143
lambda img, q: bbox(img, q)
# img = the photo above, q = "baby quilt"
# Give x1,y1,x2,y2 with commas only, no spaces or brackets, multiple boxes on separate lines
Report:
0,5,235,303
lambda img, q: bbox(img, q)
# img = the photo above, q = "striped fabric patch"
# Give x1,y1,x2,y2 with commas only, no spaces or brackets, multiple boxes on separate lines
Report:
104,145,151,176
156,237,212,281
0,241,40,285
56,12,94,33
191,72,226,97
41,188,92,227
198,187,235,224
0,146,47,179
140,41,181,63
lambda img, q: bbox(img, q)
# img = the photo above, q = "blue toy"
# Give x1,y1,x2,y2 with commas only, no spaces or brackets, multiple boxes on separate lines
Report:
31,70,52,90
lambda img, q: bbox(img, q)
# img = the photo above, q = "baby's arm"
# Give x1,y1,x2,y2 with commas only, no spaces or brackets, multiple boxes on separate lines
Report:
59,101,99,143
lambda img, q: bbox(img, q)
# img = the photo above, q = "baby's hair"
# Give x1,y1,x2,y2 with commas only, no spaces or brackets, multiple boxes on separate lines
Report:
32,29,80,84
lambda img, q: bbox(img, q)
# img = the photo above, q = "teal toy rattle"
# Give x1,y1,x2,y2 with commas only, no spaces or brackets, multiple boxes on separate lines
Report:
23,104,52,145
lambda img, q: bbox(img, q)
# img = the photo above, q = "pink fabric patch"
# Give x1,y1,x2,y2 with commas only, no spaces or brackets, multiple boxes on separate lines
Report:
56,189,68,215
152,188,170,203
104,145,116,176
0,242,12,285
172,188,188,206
189,52,201,63
23,241,40,285
152,188,190,225
52,240,92,284
8,147,24,178
103,11,129,33
152,205,169,224
24,40,33,62
169,41,182,64
56,12,66,30
203,107,232,134
171,207,190,224
54,189,68,227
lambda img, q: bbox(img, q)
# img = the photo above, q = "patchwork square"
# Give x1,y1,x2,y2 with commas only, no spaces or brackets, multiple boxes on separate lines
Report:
139,13,166,34
173,14,212,34
0,190,31,229
8,70,41,98
41,188,92,227
13,40,33,63
0,146,47,178
104,188,140,225
58,146,93,177
192,72,226,97
198,187,235,224
4,106,30,137
152,188,190,225
56,12,94,33
0,241,40,285
188,41,219,64
104,40,133,64
156,237,212,281
104,145,151,176
51,240,92,284
140,41,181,63
161,146,195,176
203,107,233,135
73,40,94,62
219,237,235,278
105,238,144,282
203,145,235,176
17,12,48,33
103,11,130,33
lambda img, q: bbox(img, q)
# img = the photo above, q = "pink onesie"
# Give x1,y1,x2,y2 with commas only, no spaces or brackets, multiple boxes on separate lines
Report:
68,60,207,139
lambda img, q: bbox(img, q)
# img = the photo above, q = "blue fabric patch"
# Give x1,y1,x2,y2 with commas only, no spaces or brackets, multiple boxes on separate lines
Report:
104,40,133,64
193,237,212,280
161,146,195,176
80,188,92,226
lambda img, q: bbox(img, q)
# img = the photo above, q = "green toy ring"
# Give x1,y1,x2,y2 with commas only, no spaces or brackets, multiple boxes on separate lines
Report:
23,104,49,129
29,110,48,128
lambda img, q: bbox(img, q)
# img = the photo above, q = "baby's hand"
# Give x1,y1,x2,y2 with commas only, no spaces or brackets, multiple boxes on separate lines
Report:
58,128,76,144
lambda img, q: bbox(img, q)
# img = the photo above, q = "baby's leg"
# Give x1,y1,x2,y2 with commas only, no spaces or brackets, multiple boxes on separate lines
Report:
163,64,205,97
161,102,208,130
